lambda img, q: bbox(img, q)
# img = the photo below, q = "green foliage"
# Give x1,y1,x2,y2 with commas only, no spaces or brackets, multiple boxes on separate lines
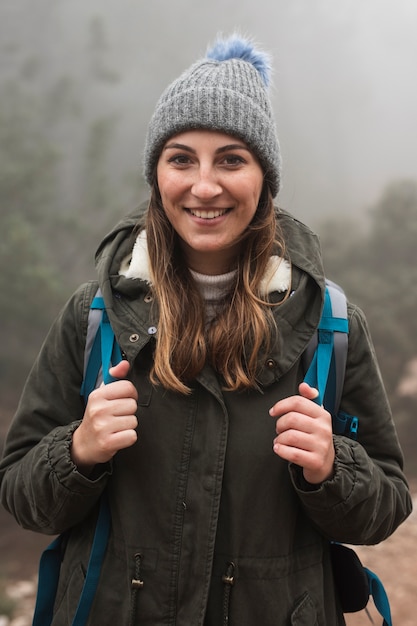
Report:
80,114,120,229
320,179,417,382
318,180,417,471
0,69,141,405
368,180,417,268
0,82,64,401
0,82,58,220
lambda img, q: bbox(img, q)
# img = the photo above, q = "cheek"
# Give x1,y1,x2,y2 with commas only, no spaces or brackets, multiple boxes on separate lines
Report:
158,173,187,207
157,181,175,209
238,169,264,203
239,181,263,212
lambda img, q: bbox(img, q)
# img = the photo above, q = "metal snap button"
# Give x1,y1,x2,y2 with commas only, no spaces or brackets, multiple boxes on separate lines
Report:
129,333,140,343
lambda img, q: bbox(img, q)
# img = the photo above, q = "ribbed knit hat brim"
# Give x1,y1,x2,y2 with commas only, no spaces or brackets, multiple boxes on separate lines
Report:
143,47,281,197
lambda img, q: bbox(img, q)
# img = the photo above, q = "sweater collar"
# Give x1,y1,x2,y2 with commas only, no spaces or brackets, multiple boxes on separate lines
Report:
119,230,292,296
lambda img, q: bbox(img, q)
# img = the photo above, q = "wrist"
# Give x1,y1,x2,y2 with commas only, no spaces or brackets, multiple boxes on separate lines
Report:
70,426,95,476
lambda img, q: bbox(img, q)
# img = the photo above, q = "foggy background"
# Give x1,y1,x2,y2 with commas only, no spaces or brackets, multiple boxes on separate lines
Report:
1,2,417,623
3,0,417,221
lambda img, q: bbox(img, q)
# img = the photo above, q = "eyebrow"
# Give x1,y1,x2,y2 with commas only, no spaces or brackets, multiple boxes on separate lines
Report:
163,142,251,154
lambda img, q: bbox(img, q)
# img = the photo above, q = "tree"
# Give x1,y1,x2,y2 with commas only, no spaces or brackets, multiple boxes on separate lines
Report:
0,71,143,406
0,81,69,403
318,179,417,473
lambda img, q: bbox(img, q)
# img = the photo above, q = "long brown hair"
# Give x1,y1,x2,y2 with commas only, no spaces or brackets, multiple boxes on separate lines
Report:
144,182,287,394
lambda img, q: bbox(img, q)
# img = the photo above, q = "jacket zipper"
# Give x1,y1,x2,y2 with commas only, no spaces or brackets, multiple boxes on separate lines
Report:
130,552,144,624
222,561,235,626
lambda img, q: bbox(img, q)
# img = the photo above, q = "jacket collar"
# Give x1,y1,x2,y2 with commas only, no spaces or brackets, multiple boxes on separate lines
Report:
119,230,292,296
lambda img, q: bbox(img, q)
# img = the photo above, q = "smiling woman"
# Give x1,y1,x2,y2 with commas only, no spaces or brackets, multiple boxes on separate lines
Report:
0,34,412,626
156,130,264,275
147,124,280,393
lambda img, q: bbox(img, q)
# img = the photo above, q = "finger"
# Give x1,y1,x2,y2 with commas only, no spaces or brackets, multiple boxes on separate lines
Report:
275,411,313,436
298,382,319,401
112,397,138,417
109,359,131,380
89,426,138,462
108,428,138,452
273,439,327,478
274,429,312,452
109,414,138,433
104,379,138,401
270,395,319,419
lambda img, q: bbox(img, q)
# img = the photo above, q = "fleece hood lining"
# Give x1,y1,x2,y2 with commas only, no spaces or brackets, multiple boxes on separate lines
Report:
118,230,291,295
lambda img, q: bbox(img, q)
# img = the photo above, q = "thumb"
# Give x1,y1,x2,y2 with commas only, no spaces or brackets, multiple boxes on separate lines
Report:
298,381,320,402
109,359,130,380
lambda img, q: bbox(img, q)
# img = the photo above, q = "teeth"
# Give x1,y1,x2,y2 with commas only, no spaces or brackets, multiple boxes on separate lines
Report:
190,209,228,219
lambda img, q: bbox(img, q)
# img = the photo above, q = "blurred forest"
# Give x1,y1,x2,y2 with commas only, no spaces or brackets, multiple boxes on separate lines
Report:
1,0,416,469
0,2,416,615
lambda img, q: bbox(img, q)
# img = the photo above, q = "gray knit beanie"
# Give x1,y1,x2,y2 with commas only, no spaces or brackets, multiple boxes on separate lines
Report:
143,35,281,197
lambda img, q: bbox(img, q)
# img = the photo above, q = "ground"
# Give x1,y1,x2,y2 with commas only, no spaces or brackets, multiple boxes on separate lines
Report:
346,500,417,626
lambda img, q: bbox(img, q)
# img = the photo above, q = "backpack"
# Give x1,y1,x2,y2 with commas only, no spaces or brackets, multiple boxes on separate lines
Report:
32,282,392,626
303,280,392,625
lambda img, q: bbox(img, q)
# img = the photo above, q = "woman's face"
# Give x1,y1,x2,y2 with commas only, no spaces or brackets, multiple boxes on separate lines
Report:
156,129,264,275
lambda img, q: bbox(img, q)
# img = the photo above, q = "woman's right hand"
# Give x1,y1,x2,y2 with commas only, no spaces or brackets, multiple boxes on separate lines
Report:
71,360,138,475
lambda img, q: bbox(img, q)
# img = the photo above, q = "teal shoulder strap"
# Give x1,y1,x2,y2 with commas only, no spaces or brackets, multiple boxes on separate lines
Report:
304,280,358,438
33,289,118,626
32,494,111,626
303,279,349,413
365,568,392,626
31,536,63,625
303,280,392,626
71,494,111,625
80,288,123,402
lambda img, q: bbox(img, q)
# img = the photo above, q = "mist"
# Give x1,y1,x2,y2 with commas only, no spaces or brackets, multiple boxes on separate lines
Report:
1,3,417,616
2,0,416,223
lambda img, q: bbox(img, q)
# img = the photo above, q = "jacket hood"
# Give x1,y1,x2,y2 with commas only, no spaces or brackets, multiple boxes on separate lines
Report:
118,229,292,295
94,203,326,305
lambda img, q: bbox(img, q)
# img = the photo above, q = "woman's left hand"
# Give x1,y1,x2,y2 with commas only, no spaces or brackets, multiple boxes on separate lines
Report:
269,382,335,484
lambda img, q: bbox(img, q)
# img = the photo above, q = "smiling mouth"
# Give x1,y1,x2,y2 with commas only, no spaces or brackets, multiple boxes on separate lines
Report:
188,208,230,219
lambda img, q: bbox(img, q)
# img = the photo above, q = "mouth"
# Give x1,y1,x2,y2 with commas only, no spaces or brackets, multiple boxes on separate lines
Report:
188,208,230,220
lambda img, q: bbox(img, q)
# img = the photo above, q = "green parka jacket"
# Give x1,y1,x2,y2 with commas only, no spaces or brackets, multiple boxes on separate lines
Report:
0,208,412,626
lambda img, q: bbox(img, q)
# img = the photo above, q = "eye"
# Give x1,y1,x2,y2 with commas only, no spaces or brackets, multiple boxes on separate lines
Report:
167,154,193,166
220,154,246,167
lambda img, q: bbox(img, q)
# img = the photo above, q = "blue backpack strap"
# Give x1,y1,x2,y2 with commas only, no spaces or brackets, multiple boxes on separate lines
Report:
32,495,111,626
321,280,348,416
365,569,392,626
71,493,111,625
303,280,358,439
80,288,123,403
303,281,349,410
32,535,66,625
33,288,117,626
303,281,392,626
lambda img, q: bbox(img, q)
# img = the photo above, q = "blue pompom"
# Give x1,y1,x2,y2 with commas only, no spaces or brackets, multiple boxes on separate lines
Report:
206,34,272,88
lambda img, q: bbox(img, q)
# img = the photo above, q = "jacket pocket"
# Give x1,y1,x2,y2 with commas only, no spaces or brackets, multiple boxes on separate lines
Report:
291,592,319,625
209,546,325,625
52,562,85,625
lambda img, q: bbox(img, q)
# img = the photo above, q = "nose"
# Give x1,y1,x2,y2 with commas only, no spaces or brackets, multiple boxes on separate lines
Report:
191,167,222,199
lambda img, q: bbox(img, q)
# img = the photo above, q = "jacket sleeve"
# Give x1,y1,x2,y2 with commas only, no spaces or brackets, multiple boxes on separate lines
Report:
290,303,413,545
0,282,111,535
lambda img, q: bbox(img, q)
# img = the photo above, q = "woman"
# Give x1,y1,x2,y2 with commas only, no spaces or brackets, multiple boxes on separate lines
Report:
0,35,412,625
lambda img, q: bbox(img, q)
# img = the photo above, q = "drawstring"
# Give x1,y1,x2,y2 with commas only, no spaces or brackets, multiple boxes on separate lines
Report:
130,552,144,623
222,561,235,626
